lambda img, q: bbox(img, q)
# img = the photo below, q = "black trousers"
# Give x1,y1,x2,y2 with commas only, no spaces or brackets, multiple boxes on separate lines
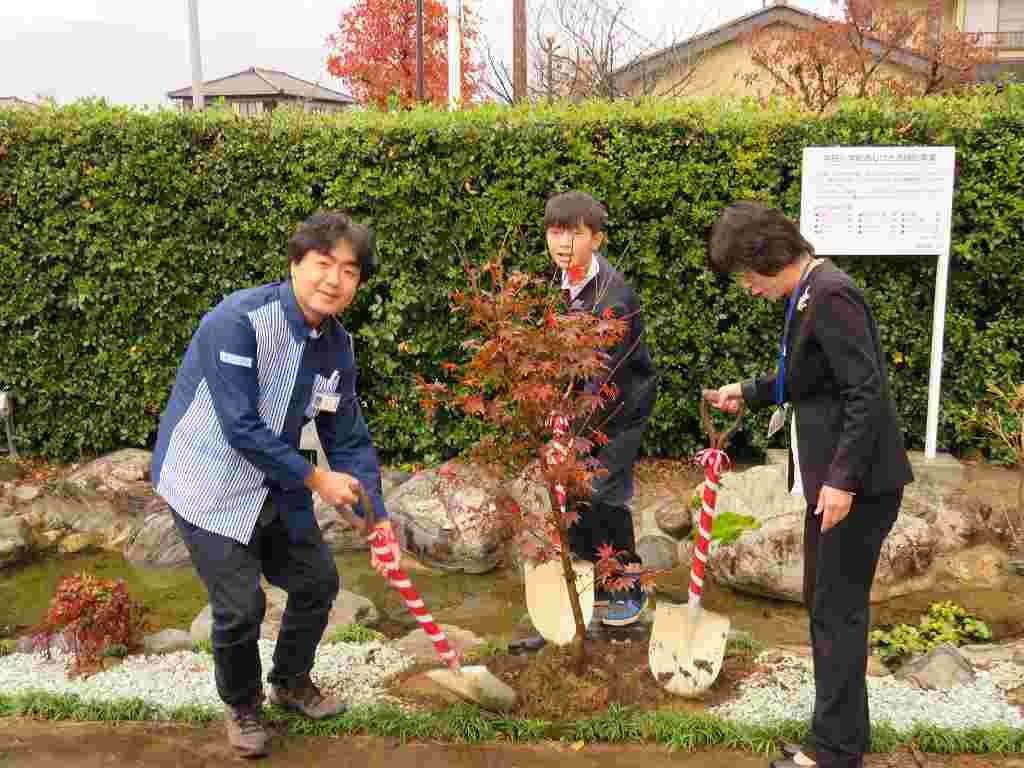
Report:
567,420,646,590
173,505,340,707
802,489,902,768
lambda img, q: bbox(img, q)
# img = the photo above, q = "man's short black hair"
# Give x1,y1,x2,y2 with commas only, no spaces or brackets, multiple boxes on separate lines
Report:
287,211,378,282
707,201,814,276
544,191,608,233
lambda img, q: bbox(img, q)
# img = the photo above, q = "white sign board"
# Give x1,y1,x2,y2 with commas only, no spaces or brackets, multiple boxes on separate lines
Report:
799,146,957,459
800,147,955,256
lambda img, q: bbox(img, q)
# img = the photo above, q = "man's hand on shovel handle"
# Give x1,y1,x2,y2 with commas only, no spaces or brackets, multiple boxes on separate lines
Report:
370,520,401,576
304,466,361,507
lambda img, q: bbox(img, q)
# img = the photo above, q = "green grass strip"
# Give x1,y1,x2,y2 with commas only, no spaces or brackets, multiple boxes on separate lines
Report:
1,691,1021,754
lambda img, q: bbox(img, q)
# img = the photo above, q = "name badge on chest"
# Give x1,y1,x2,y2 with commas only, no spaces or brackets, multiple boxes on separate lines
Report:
312,392,341,414
767,405,788,439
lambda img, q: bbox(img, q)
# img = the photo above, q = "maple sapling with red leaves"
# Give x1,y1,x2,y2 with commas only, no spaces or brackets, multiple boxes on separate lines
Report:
416,254,658,670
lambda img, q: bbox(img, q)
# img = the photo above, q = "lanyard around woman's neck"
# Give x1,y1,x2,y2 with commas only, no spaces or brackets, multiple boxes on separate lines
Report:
775,258,817,406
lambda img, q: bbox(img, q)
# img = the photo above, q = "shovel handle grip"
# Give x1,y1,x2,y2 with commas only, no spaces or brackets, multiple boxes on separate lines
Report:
690,452,726,607
359,482,460,670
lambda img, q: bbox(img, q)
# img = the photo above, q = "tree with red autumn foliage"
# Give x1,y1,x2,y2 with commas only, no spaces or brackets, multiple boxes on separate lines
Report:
326,0,483,109
740,0,991,113
416,256,659,671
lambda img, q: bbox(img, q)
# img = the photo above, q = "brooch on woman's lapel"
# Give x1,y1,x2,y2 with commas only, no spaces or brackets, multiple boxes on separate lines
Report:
797,287,811,312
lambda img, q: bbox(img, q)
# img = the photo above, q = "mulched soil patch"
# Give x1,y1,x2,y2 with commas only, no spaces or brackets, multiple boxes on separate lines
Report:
389,619,764,722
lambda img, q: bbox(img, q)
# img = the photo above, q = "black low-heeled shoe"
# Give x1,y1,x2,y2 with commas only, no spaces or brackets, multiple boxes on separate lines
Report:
780,742,803,758
768,752,816,768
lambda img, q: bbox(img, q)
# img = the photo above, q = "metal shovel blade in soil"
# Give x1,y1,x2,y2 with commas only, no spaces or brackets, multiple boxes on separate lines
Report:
649,398,742,697
649,601,730,697
524,558,594,646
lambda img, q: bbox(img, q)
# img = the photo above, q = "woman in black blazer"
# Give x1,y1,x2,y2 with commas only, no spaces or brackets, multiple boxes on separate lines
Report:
702,202,914,768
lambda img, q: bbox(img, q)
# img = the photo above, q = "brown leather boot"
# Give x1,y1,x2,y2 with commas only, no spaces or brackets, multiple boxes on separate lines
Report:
268,675,347,720
224,701,268,758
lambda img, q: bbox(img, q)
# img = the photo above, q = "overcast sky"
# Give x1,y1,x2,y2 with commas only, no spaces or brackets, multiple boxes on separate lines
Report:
1,0,837,106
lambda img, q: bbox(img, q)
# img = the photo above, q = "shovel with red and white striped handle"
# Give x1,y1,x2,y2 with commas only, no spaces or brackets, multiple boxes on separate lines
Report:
358,486,460,670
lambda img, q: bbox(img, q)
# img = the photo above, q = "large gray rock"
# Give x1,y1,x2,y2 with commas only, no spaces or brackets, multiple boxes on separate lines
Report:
190,585,379,644
12,485,41,503
0,515,30,568
649,495,693,539
680,463,945,603
123,498,191,568
23,493,142,553
635,494,680,571
895,644,975,690
143,628,193,654
65,449,153,493
959,638,1024,669
387,462,522,574
390,623,485,662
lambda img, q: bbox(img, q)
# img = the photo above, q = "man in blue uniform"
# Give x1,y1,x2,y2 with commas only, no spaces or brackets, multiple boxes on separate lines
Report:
152,211,399,758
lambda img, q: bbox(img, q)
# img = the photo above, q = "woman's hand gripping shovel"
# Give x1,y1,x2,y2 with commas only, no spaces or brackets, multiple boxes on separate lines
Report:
648,399,744,697
357,485,517,712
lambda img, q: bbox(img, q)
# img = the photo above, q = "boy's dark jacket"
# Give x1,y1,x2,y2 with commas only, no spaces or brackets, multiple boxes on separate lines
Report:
563,253,658,436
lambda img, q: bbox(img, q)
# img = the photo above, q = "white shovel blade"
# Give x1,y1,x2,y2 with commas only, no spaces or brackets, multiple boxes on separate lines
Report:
649,601,730,697
524,559,594,646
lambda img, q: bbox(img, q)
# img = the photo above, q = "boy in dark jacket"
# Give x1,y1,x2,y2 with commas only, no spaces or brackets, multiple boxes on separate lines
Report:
544,191,658,627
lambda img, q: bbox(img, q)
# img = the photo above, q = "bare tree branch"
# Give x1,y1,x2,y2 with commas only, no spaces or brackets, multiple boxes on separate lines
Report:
484,0,712,104
480,33,516,105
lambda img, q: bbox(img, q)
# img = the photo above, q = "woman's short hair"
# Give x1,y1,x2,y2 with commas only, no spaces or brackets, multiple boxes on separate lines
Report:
287,211,377,282
707,201,814,276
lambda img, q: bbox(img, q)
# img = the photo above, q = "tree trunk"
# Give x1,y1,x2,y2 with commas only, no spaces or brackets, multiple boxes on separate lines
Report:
1016,467,1023,550
547,484,588,675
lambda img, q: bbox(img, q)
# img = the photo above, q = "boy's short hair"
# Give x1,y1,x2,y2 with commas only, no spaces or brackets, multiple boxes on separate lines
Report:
287,210,378,282
544,191,608,233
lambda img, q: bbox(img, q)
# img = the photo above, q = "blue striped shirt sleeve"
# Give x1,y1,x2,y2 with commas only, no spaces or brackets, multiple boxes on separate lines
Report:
198,306,312,491
317,377,387,521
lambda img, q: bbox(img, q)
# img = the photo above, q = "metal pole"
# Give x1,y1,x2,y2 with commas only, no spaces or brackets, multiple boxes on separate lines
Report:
0,391,15,459
187,0,205,111
448,0,462,109
924,146,957,460
925,244,951,459
416,0,425,103
513,0,528,101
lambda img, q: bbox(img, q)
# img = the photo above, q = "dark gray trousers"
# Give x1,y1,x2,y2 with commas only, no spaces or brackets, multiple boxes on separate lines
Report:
567,421,646,595
173,504,339,706
802,489,902,768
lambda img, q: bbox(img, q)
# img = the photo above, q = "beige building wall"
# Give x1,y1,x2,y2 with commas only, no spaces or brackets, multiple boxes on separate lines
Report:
634,38,768,99
622,22,927,102
894,0,958,33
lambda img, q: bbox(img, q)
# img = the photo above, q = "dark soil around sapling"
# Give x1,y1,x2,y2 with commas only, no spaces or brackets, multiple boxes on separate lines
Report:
389,630,765,723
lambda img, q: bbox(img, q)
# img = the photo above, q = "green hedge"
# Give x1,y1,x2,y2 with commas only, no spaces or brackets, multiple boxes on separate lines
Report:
1,92,1022,464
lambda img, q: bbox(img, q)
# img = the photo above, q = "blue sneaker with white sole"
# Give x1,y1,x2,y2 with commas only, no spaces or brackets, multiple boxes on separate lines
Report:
601,593,645,627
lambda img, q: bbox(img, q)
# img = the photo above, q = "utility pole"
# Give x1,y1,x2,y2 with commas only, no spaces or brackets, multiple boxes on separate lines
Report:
513,0,527,101
187,0,205,110
448,0,462,109
416,0,425,103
